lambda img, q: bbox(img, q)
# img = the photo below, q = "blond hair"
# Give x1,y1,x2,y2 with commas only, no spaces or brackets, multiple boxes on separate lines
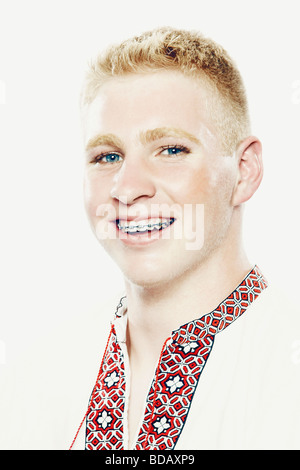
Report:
81,27,250,153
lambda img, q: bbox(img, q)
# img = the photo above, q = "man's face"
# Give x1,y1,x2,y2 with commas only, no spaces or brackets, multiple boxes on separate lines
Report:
83,71,238,287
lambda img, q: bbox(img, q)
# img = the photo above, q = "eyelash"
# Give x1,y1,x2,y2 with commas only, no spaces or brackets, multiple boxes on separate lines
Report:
159,145,190,156
91,153,122,164
90,145,190,165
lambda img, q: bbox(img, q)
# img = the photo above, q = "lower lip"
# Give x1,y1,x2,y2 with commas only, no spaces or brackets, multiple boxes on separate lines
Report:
115,220,175,246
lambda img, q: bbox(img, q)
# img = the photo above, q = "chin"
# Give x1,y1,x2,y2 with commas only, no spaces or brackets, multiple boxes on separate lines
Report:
102,240,213,290
122,265,172,289
120,256,198,290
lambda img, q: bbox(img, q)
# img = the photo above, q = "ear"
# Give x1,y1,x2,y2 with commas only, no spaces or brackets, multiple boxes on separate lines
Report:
232,136,263,206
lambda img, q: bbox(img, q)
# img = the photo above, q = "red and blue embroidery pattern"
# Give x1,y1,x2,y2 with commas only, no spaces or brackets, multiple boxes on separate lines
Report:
84,266,267,450
85,335,126,450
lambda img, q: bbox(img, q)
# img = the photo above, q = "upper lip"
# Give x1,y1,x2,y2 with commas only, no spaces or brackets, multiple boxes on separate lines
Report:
111,215,176,223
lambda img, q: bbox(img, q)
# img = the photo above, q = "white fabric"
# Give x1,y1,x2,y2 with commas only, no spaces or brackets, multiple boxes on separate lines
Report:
1,281,300,450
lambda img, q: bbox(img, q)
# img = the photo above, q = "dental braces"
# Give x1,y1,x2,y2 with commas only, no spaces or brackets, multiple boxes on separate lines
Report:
117,218,175,233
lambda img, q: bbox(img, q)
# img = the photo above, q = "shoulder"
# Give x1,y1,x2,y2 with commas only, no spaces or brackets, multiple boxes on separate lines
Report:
0,294,122,450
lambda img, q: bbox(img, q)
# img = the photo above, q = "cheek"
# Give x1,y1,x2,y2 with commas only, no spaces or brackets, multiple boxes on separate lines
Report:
186,161,235,203
161,165,213,203
169,164,235,234
83,172,110,221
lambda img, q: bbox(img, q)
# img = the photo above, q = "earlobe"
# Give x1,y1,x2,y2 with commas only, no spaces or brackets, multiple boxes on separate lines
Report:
232,136,263,206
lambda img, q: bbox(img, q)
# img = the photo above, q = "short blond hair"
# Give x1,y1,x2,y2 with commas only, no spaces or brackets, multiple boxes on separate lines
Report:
81,27,250,154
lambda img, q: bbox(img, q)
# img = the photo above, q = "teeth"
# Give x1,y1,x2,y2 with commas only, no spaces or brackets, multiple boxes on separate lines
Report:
117,218,174,233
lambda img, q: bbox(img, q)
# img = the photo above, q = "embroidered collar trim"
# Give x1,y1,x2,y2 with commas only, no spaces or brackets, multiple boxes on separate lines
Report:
83,265,267,450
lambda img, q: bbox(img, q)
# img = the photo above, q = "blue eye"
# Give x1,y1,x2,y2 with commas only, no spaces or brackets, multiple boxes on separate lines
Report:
103,153,121,163
160,145,189,156
94,153,122,164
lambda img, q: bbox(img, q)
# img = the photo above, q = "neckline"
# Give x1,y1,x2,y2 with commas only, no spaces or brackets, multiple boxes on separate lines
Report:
113,265,268,345
80,265,268,451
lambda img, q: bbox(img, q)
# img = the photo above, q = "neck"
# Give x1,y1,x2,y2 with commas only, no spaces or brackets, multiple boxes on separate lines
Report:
124,230,252,363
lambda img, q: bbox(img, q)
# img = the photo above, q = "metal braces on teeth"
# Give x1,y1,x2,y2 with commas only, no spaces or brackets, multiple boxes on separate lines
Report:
117,218,175,233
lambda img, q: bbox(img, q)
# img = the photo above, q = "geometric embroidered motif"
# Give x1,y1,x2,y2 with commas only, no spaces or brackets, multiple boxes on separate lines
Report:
85,335,125,450
134,332,215,450
83,265,267,450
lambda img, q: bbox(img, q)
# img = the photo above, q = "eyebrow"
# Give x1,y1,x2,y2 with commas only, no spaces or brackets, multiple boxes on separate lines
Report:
140,127,202,146
85,126,201,151
85,133,123,151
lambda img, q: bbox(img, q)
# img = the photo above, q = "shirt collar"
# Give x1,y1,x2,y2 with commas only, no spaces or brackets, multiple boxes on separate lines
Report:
112,265,267,346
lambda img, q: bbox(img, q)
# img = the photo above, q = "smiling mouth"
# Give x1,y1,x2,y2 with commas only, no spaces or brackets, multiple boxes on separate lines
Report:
116,218,175,234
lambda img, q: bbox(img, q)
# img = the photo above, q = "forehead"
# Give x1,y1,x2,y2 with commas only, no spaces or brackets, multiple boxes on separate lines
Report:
83,71,220,152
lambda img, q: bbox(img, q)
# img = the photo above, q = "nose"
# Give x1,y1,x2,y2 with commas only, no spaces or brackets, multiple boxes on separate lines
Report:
110,156,156,205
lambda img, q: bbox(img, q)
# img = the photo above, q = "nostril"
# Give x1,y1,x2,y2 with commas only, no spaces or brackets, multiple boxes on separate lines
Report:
110,161,157,205
110,193,131,205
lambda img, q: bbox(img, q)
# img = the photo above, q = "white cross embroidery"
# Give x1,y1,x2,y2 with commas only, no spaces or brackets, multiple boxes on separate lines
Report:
181,341,199,353
153,416,171,434
96,410,112,429
166,374,184,393
104,371,119,388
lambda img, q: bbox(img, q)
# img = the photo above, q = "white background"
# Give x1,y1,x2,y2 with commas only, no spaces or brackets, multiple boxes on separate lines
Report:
0,0,299,366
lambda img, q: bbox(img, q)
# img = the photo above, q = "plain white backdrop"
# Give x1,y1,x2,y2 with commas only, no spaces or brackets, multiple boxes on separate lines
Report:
0,0,299,366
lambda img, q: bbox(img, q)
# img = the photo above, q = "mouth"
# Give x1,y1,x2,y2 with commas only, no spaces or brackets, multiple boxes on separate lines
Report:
116,217,175,235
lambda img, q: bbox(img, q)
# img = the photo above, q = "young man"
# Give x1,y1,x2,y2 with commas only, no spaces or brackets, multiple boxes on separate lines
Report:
69,27,299,450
